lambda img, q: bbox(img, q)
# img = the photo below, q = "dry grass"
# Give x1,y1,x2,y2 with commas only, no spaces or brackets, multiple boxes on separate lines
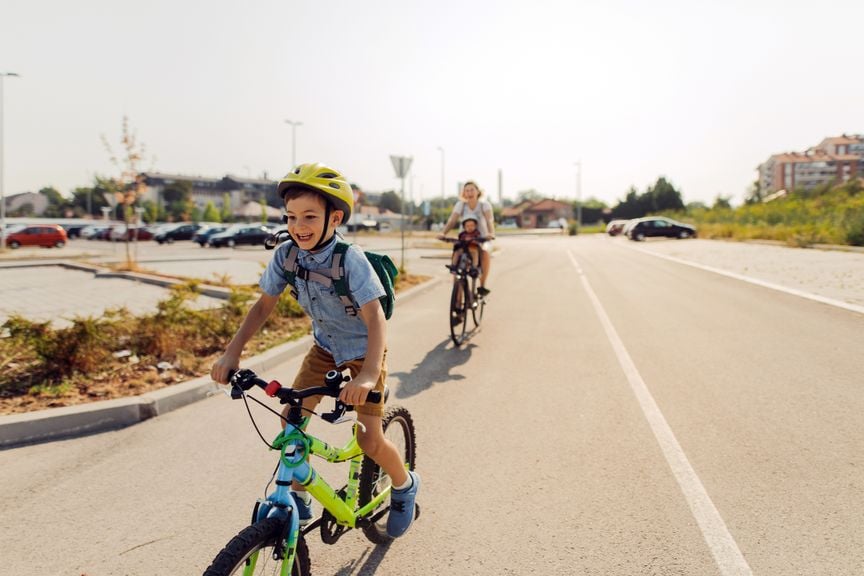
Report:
0,272,429,415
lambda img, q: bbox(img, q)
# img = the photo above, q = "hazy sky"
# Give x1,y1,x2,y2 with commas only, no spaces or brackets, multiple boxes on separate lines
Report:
2,0,862,207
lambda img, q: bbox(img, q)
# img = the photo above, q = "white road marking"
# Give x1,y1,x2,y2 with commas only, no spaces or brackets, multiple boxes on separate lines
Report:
630,244,864,316
568,251,753,576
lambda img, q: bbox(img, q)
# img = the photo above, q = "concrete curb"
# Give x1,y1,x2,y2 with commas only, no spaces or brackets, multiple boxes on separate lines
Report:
0,276,442,449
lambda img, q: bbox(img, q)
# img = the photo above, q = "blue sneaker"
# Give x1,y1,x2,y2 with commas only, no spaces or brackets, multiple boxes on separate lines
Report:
387,471,420,537
292,492,314,526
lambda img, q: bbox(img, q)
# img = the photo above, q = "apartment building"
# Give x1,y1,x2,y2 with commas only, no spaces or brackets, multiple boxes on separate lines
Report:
758,134,863,193
138,173,278,215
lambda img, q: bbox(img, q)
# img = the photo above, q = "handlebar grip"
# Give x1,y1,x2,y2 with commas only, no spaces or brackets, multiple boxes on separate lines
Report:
366,390,382,405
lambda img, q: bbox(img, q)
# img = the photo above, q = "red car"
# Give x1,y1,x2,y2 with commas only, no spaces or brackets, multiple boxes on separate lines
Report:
3,224,68,248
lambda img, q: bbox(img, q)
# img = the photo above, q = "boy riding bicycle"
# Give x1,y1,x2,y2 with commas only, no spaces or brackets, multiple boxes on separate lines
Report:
211,162,420,538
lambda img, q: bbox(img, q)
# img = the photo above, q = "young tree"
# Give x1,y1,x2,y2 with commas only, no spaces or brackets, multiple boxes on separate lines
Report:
101,116,149,268
202,201,221,223
220,193,233,223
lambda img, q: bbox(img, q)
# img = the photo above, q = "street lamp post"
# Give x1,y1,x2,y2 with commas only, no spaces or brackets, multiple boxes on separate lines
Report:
437,146,445,201
284,119,303,168
0,72,21,252
574,160,582,234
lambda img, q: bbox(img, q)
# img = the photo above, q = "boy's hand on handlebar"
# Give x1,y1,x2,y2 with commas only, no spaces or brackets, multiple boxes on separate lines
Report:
211,353,240,385
339,378,375,406
437,234,448,241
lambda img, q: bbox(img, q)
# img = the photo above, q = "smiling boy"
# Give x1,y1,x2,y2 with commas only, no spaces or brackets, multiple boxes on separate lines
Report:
211,163,420,538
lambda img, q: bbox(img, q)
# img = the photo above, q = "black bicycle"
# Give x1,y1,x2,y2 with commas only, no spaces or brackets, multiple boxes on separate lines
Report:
441,237,489,346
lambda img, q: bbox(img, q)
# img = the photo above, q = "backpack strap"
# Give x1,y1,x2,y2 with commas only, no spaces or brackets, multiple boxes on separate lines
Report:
282,242,340,299
280,240,359,317
331,242,358,316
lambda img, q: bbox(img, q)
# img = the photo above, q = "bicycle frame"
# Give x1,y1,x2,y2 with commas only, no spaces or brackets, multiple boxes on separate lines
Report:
246,419,393,574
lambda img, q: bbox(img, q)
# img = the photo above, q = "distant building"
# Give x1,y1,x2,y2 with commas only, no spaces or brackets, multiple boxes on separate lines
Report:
4,191,48,216
758,134,864,193
501,198,573,228
138,173,277,216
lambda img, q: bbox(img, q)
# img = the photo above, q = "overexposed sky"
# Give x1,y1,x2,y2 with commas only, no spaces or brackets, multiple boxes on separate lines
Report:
2,0,862,206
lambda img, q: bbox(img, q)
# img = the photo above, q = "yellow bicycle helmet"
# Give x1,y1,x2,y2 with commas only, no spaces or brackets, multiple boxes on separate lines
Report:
276,163,353,221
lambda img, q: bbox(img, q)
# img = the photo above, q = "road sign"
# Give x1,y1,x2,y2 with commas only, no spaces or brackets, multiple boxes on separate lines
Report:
390,155,413,179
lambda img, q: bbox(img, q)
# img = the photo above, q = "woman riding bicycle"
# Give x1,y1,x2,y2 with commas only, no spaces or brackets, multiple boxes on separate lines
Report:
438,180,495,295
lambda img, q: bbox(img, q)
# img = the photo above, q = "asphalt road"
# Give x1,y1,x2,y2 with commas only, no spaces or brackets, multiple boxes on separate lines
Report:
1,235,862,575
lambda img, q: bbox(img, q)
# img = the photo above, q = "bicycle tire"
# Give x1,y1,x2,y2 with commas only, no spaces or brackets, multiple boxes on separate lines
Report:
203,517,310,576
358,406,418,545
449,277,469,346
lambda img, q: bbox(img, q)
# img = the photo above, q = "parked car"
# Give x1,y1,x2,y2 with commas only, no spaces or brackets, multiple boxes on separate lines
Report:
80,225,109,240
626,217,697,241
62,223,90,239
192,225,228,247
605,219,629,236
546,218,568,229
154,223,204,244
208,225,272,248
110,225,154,241
3,224,68,248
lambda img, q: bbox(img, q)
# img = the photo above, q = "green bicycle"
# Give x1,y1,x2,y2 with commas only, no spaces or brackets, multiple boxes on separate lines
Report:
203,368,418,575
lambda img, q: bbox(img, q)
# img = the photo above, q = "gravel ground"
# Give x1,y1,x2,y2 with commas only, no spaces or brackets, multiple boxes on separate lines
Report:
625,238,864,309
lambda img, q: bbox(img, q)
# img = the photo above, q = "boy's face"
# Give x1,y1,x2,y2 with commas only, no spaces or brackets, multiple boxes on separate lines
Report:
463,220,477,233
284,193,344,250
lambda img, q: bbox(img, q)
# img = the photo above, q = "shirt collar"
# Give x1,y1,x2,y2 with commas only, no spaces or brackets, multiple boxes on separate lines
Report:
298,235,337,264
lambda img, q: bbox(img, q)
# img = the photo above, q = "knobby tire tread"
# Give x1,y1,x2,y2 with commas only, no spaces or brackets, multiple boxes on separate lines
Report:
203,517,310,576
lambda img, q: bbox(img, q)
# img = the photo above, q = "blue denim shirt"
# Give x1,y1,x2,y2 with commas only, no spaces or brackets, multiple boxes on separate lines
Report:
259,237,385,366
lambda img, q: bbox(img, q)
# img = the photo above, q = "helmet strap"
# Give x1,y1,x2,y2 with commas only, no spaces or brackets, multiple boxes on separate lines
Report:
311,202,332,251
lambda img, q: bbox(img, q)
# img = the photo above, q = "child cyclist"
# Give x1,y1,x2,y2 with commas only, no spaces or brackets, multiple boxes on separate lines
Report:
211,162,420,538
452,215,482,269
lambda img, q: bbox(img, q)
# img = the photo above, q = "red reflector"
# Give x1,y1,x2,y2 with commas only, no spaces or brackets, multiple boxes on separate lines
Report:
265,380,281,397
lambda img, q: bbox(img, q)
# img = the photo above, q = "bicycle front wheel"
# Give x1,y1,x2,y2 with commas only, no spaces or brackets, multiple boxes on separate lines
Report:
358,406,418,545
203,518,310,576
449,278,469,346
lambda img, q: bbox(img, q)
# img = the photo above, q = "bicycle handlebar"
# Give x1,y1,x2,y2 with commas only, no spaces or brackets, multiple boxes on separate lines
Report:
228,368,383,406
439,236,493,246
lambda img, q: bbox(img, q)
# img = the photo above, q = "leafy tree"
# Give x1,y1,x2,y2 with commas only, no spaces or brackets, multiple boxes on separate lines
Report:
379,190,402,213
39,187,67,217
647,177,685,212
745,179,764,205
220,193,233,222
713,195,732,210
202,202,221,223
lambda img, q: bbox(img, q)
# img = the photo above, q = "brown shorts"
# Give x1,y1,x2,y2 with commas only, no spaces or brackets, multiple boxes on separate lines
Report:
292,344,387,417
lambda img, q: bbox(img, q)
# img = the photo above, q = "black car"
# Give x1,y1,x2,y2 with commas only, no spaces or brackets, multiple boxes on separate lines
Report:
155,223,204,244
192,225,228,247
626,217,696,241
208,225,272,248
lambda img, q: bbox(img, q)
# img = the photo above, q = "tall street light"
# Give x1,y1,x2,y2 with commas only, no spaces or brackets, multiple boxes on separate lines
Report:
284,119,303,168
1,72,21,252
574,160,582,234
436,146,445,201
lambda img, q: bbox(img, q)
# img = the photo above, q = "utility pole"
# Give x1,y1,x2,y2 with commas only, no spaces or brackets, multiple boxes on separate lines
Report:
574,160,582,234
285,119,303,167
0,72,21,252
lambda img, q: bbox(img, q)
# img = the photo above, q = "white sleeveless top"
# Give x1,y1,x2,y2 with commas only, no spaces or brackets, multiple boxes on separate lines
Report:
453,200,492,238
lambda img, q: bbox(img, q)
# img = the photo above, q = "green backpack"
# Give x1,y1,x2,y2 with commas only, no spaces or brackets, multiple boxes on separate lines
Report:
282,240,398,320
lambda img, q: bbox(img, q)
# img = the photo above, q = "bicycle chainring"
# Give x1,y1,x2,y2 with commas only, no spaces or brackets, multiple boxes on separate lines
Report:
319,509,347,544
